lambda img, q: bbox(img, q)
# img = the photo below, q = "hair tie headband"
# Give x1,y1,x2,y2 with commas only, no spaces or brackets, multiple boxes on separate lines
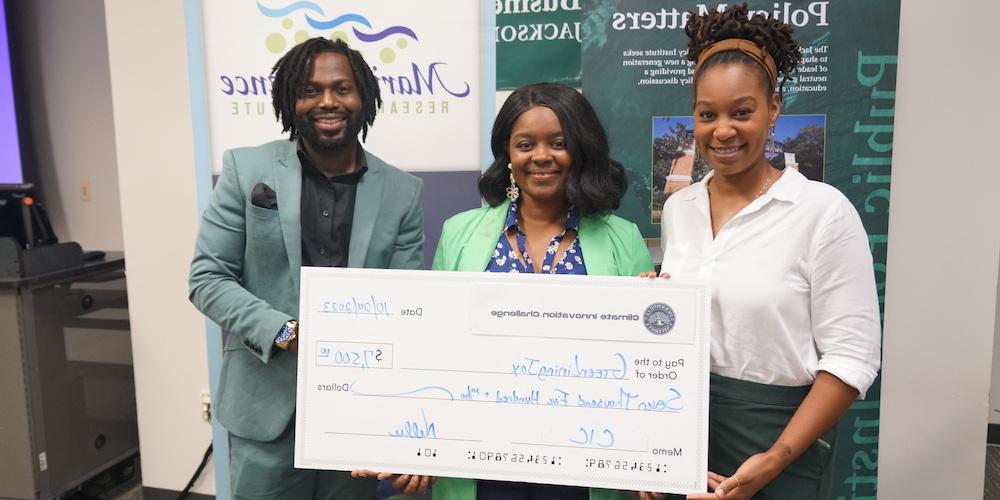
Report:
694,38,778,87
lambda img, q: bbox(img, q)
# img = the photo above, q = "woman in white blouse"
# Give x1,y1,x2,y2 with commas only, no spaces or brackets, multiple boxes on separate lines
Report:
642,5,881,500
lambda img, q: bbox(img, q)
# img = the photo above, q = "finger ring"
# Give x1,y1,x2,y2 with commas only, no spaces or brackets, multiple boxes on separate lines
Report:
733,475,742,489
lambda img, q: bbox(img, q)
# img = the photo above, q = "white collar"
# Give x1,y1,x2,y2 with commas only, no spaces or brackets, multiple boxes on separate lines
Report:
681,167,806,203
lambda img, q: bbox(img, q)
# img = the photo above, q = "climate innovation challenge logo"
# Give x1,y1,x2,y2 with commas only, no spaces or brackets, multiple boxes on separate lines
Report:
643,302,676,335
238,1,471,117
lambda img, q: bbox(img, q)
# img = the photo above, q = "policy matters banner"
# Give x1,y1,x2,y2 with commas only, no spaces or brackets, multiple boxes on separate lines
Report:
581,2,898,499
201,1,482,173
496,0,582,89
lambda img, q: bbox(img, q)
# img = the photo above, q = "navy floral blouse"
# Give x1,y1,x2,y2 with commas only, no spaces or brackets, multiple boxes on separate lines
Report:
485,201,587,274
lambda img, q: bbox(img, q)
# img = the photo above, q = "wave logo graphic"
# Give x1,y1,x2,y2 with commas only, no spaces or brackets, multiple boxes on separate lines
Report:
256,1,471,99
258,1,417,53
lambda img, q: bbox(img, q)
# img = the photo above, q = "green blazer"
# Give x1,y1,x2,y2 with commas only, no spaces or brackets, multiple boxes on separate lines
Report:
432,199,652,277
430,200,652,500
189,139,423,441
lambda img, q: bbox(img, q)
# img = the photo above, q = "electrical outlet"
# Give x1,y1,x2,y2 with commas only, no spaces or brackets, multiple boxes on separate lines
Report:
200,390,211,422
80,181,91,202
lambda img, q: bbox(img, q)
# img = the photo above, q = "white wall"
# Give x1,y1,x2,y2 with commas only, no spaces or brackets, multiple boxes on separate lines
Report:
992,278,1000,426
102,1,215,495
878,0,999,498
15,0,123,251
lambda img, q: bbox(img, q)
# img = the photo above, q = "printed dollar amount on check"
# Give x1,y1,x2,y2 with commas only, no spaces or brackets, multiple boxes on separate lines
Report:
294,268,710,494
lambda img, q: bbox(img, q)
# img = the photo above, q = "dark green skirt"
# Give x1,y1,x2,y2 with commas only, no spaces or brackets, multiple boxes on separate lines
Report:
709,373,836,499
670,374,836,499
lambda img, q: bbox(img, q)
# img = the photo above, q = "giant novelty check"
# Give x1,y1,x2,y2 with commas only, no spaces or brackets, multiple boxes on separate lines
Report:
294,268,710,494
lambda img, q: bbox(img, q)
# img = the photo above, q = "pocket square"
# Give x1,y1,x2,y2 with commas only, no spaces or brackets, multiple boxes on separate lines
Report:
250,183,278,210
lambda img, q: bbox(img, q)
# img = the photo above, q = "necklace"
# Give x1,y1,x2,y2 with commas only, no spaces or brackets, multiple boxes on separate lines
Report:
754,170,776,199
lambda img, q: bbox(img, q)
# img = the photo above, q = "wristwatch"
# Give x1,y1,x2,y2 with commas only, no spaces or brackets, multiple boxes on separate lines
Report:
274,320,298,350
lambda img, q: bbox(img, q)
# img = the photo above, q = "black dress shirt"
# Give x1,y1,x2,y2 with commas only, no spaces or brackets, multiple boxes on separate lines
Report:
299,145,368,267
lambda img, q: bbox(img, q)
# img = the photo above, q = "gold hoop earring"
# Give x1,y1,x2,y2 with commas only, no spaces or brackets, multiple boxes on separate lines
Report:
505,162,519,201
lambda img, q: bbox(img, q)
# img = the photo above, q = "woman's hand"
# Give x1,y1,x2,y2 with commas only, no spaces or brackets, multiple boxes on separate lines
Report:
686,451,784,499
638,271,671,278
350,470,436,495
390,474,436,495
633,491,668,499
686,372,857,499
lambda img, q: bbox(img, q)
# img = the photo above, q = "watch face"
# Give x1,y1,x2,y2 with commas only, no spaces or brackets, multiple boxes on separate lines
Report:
276,325,294,343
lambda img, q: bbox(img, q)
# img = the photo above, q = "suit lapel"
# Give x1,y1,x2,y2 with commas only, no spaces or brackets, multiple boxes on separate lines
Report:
578,215,615,276
348,149,383,268
274,144,302,288
459,201,509,272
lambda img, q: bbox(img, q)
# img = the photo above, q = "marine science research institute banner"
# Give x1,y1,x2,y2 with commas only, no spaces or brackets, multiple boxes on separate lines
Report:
201,1,482,174
581,1,898,497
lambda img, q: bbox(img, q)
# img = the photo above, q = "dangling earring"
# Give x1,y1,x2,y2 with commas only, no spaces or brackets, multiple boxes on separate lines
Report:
505,162,519,201
768,124,776,158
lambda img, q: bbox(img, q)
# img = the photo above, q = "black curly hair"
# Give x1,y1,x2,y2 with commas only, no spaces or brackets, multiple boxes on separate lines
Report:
685,3,802,98
270,38,381,141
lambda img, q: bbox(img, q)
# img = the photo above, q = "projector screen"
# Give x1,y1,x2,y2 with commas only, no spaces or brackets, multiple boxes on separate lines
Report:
0,0,25,187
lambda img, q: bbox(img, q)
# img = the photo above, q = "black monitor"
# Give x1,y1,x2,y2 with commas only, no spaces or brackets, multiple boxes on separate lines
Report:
0,0,59,251
0,0,34,192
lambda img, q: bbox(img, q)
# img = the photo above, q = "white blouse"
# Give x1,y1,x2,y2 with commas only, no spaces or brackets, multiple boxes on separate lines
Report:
660,168,881,397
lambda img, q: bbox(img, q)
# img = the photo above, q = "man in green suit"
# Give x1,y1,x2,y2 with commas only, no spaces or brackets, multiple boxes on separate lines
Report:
189,38,423,499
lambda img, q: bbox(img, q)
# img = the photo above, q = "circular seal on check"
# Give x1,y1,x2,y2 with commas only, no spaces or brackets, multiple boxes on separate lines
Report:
644,303,676,335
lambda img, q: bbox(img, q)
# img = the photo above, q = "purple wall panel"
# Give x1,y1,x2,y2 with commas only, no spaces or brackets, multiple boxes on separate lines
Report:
0,0,24,185
411,170,482,269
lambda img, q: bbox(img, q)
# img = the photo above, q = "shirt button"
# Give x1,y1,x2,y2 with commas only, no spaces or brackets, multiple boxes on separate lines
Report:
322,210,330,217
319,248,327,256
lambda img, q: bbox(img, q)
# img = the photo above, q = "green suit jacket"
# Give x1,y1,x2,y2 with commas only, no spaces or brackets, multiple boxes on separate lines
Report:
432,199,652,276
189,139,423,441
430,200,652,500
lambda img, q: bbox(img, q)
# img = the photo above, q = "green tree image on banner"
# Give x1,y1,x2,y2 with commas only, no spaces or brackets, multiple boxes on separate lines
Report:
581,1,898,498
496,0,584,89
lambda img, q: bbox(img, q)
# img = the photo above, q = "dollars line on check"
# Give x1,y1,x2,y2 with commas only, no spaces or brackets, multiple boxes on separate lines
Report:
348,382,683,413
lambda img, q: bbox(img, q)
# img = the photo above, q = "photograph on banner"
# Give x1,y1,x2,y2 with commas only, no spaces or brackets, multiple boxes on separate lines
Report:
495,0,583,89
201,0,482,173
580,1,898,498
650,114,825,223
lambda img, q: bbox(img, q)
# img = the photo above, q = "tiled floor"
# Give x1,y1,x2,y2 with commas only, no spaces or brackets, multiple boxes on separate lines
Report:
63,456,140,500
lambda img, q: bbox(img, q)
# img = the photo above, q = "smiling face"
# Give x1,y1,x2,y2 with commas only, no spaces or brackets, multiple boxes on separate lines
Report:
693,62,780,176
293,52,364,152
507,105,574,206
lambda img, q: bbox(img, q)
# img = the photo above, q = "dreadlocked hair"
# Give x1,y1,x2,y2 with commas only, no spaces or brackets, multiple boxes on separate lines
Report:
685,3,802,98
270,37,382,141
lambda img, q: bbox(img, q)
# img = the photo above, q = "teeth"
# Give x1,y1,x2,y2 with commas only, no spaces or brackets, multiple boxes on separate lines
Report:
713,146,742,154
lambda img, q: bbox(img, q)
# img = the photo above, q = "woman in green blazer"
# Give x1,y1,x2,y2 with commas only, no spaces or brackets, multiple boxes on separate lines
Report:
428,83,653,500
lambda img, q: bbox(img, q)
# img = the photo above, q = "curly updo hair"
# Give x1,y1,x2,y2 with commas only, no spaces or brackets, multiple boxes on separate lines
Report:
685,3,802,98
